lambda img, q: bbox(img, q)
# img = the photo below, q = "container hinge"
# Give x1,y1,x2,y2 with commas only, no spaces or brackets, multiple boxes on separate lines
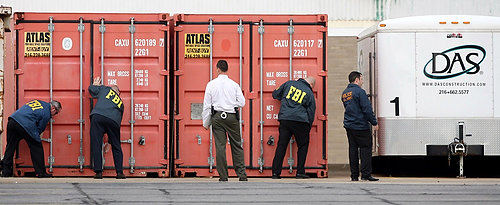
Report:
174,70,184,76
317,15,327,23
159,115,169,121
318,26,327,33
14,24,24,30
159,25,169,31
158,13,170,21
317,115,327,121
174,115,183,120
14,69,24,75
318,71,327,77
174,26,184,32
160,70,169,76
248,92,258,99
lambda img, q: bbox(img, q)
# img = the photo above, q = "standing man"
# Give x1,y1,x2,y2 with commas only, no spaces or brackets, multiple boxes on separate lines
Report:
89,77,125,179
342,71,379,181
202,60,247,182
271,77,316,179
1,99,62,178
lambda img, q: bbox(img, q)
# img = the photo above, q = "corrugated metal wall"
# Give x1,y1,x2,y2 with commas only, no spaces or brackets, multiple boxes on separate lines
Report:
5,0,500,20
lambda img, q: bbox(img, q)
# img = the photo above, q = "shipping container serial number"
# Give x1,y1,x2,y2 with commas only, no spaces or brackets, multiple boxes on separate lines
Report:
438,90,470,95
135,48,149,56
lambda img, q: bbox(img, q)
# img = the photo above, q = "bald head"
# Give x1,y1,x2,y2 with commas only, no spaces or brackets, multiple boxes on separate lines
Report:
304,76,316,88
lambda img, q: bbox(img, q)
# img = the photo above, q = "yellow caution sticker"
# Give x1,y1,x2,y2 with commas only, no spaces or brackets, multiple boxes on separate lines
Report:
185,33,210,58
24,32,51,57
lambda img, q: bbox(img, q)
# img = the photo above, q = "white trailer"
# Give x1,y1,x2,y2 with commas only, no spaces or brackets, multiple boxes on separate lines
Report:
357,15,500,168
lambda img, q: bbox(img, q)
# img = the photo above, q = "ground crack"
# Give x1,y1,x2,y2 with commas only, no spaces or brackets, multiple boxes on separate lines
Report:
72,183,100,205
360,187,400,205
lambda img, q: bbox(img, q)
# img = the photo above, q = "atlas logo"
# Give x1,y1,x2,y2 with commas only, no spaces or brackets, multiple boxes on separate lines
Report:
424,45,486,79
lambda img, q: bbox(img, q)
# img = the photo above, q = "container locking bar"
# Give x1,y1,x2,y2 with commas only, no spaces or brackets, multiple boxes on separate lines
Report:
48,16,55,173
78,17,85,172
208,18,215,173
128,17,136,174
258,19,265,173
238,18,244,147
99,18,105,81
287,19,295,173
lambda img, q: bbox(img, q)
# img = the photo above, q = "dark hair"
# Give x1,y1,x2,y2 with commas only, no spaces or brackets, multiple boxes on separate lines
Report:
348,71,362,83
217,60,228,72
50,100,62,112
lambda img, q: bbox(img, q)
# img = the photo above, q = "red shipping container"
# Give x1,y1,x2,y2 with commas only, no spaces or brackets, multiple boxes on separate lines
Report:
11,13,170,177
173,14,328,178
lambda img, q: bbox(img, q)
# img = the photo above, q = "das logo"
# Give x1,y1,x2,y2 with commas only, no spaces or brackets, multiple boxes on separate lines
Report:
423,45,486,79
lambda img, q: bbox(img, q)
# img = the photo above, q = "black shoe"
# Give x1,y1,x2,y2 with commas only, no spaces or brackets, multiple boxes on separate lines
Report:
272,174,281,179
94,172,103,179
37,173,53,178
361,176,379,181
1,171,12,177
351,177,359,181
219,178,228,182
239,177,248,181
296,174,310,179
116,173,126,179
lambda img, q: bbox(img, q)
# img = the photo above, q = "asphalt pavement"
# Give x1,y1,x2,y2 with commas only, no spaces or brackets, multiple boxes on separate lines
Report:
1,177,500,204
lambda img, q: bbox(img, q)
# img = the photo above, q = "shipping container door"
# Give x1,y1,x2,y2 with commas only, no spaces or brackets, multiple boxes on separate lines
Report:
174,21,251,177
92,15,169,177
15,16,92,176
251,20,328,177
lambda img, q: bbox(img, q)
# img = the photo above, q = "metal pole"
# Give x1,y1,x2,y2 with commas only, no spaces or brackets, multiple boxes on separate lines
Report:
208,18,214,172
99,18,106,170
99,18,105,80
459,155,464,178
78,17,85,172
129,17,136,173
258,20,265,173
287,19,294,174
238,19,244,147
48,16,55,173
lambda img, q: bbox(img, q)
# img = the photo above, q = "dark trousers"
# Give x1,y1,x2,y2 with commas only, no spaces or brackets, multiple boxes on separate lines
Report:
211,111,247,179
346,128,373,178
272,120,311,176
90,114,123,174
2,118,46,176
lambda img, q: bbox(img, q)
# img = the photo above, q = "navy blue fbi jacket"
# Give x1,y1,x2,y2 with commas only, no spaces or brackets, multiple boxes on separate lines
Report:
272,78,316,125
10,100,52,142
341,83,377,130
89,85,124,126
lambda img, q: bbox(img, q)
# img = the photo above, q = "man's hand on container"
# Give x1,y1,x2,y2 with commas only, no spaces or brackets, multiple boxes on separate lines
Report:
373,125,379,131
93,77,102,86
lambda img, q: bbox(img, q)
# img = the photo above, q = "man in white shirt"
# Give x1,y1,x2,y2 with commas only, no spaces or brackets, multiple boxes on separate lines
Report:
202,60,247,182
